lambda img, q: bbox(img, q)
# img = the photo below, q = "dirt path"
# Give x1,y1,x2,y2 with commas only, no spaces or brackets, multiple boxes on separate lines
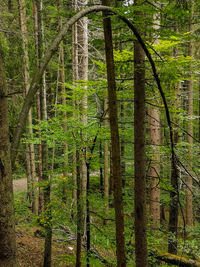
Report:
13,178,27,192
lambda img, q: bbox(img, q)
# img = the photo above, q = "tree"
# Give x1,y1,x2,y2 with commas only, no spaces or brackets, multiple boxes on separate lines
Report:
0,41,16,267
19,0,38,215
133,1,148,266
102,1,126,266
186,0,194,227
149,10,161,228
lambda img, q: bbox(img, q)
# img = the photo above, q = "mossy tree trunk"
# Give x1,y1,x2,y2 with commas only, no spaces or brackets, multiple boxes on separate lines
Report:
0,42,16,267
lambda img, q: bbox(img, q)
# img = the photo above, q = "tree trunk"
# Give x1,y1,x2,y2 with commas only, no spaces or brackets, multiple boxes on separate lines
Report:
103,99,109,214
76,151,82,267
58,0,68,202
33,0,43,214
71,0,78,209
0,42,16,267
149,107,161,227
168,25,180,254
102,1,126,265
120,102,126,189
133,2,148,265
99,139,104,196
35,0,52,266
19,0,38,215
77,0,88,237
149,10,160,228
186,0,194,227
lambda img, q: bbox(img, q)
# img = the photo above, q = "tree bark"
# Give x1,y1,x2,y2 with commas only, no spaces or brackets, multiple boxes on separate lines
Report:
33,0,43,214
133,2,148,265
149,10,160,228
186,0,194,227
102,1,126,265
0,42,16,267
19,0,38,215
76,151,82,267
103,99,109,214
77,0,88,240
149,107,161,227
168,24,180,254
72,0,78,210
58,0,68,202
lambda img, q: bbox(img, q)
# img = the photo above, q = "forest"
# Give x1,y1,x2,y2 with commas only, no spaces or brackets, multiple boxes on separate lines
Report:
0,0,200,266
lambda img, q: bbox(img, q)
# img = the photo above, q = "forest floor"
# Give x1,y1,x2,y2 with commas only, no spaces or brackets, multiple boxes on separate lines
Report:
16,227,75,267
14,178,75,267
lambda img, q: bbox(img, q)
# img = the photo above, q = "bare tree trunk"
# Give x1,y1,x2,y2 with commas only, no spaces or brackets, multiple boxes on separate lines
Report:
35,0,52,265
149,10,160,228
72,0,78,208
33,0,43,214
133,1,148,265
186,0,194,227
77,0,88,237
149,107,161,227
0,42,16,267
41,75,52,267
102,1,126,265
58,0,68,202
120,102,126,189
103,99,109,214
168,160,179,254
168,25,180,254
19,0,38,215
25,147,32,201
99,139,104,196
76,151,82,267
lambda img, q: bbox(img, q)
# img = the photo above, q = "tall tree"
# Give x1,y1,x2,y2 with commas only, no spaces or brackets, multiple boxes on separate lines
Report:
168,19,181,254
0,42,16,267
133,1,148,266
149,107,161,227
186,0,194,227
149,10,161,228
102,1,126,266
35,0,52,265
76,151,82,267
77,0,88,236
33,0,43,214
19,0,38,215
58,0,68,202
71,0,78,210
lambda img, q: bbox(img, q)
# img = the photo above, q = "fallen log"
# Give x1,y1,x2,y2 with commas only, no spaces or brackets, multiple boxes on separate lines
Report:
154,252,200,267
